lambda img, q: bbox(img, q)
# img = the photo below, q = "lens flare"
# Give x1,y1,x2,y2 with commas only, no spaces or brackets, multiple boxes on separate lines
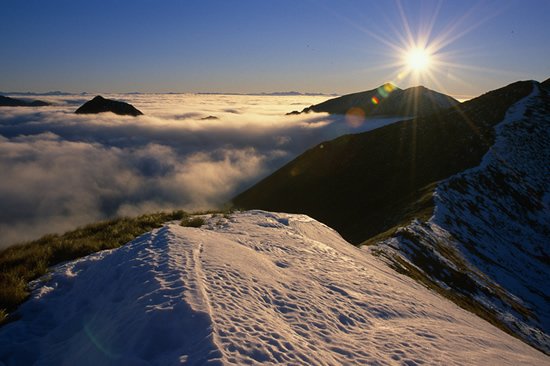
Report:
346,107,366,127
377,83,396,98
84,321,120,359
371,96,379,105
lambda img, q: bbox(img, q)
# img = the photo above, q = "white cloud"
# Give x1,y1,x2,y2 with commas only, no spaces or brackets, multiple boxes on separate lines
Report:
0,93,404,247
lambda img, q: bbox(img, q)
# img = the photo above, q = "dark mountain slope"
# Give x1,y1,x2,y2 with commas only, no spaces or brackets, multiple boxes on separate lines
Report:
370,81,550,353
233,80,534,244
75,95,143,116
0,95,50,107
288,84,459,117
233,79,550,353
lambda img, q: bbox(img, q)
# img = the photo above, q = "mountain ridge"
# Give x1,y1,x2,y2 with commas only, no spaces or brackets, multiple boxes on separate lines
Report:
370,81,550,353
232,79,549,352
0,211,547,365
234,80,535,243
287,84,459,117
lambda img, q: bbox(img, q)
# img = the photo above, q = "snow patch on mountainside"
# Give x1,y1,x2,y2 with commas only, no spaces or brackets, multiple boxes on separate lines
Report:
372,82,550,353
1,211,548,365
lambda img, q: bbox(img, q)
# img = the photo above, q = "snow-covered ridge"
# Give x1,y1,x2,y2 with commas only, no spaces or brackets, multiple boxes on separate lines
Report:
372,82,550,353
1,211,547,365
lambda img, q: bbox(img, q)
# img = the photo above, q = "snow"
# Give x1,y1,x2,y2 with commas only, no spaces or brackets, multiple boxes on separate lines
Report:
371,81,550,353
430,82,550,350
1,211,548,365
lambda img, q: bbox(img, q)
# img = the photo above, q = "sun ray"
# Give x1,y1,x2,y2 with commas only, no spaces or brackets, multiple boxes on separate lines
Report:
428,2,510,54
419,0,442,47
395,0,416,49
313,0,505,104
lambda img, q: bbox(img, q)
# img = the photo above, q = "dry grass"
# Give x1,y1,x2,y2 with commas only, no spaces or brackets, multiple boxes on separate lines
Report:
0,210,186,324
180,216,206,228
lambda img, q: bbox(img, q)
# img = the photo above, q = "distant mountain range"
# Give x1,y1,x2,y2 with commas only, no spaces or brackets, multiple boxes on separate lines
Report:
0,91,76,96
0,95,50,107
287,84,459,116
2,91,339,97
197,91,339,96
232,78,550,353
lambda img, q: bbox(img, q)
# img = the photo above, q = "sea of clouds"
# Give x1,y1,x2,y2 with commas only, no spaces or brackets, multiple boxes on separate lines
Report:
0,93,404,248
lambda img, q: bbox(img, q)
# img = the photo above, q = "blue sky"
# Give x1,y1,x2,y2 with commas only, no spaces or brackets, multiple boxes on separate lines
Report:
1,0,549,97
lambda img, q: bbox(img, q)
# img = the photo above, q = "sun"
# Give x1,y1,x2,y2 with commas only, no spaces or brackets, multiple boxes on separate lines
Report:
406,47,431,72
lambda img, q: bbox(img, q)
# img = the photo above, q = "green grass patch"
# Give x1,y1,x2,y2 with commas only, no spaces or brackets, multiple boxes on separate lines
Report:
0,210,186,324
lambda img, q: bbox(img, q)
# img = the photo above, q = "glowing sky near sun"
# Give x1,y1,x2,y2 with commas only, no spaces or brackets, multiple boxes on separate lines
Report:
1,0,549,98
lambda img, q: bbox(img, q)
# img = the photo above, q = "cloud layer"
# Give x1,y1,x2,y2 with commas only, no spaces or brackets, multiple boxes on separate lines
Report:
0,93,403,247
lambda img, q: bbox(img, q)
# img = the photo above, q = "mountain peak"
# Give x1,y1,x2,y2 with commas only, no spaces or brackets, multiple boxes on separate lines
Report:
381,81,400,90
75,95,143,116
288,83,458,117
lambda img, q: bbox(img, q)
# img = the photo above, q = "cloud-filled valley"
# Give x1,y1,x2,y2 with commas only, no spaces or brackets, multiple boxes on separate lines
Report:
0,93,404,248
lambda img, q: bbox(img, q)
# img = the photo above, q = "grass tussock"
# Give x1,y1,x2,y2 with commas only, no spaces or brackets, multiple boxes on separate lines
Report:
180,208,237,227
180,216,206,228
0,210,186,324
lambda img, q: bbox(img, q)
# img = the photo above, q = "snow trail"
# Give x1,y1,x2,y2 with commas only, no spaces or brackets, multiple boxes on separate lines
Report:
0,211,548,365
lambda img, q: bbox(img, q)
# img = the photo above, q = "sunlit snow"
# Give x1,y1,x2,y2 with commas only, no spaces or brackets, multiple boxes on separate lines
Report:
372,81,550,353
0,211,547,365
